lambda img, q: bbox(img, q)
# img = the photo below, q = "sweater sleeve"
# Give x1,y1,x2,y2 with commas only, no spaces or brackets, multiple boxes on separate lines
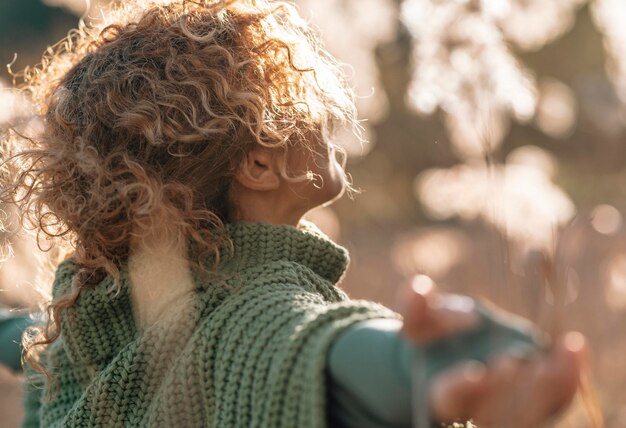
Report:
204,278,401,428
326,303,540,428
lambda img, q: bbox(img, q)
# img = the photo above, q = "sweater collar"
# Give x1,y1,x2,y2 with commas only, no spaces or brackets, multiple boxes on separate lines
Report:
220,220,349,285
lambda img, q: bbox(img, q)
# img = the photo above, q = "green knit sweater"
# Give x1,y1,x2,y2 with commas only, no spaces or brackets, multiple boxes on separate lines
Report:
22,221,397,427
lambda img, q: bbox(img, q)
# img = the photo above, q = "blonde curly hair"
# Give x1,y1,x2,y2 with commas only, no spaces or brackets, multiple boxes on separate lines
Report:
1,0,359,382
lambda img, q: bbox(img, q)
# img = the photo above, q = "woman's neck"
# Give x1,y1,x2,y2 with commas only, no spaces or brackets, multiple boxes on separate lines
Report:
128,233,196,330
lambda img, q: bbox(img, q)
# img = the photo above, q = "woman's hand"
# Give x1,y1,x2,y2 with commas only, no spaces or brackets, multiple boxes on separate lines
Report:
399,275,586,428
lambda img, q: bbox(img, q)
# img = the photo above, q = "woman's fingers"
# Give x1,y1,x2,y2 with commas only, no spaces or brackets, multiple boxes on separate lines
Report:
399,277,586,426
399,275,432,341
429,360,489,422
512,332,586,427
430,332,586,428
400,275,480,344
430,356,526,426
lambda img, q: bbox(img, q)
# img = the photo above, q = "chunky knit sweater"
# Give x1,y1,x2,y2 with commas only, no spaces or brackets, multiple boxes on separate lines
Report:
22,221,397,427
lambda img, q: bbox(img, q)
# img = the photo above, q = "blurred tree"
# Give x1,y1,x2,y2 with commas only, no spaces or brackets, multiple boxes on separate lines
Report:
0,0,76,80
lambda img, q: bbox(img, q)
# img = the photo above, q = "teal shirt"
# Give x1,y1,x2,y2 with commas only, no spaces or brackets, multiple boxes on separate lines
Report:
0,309,32,372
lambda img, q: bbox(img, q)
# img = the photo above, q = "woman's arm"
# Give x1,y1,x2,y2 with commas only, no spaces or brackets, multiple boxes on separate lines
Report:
326,302,538,428
326,275,584,427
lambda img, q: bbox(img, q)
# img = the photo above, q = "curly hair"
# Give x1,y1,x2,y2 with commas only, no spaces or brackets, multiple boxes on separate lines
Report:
0,0,359,385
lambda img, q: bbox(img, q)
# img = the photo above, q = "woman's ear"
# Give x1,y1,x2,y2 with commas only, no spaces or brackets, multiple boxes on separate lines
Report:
234,148,281,191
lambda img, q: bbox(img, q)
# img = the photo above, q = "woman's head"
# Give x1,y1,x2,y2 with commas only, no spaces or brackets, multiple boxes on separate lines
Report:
3,0,359,281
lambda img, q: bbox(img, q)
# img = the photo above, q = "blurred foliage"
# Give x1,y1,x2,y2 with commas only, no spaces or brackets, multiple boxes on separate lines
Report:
0,0,77,77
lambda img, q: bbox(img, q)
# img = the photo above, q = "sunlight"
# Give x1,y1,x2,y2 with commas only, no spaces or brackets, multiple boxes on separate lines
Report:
402,0,536,158
391,228,467,278
415,146,575,250
535,78,578,139
592,0,626,104
0,81,30,125
296,0,397,122
492,0,586,52
605,254,626,311
591,204,622,236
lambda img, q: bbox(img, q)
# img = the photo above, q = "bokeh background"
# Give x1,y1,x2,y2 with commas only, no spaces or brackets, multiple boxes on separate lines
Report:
1,0,626,426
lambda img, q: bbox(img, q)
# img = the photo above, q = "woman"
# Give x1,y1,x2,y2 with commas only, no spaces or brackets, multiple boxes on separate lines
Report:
0,0,583,426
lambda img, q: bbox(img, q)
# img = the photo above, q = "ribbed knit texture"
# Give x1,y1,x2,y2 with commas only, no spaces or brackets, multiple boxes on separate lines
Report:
22,221,397,427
